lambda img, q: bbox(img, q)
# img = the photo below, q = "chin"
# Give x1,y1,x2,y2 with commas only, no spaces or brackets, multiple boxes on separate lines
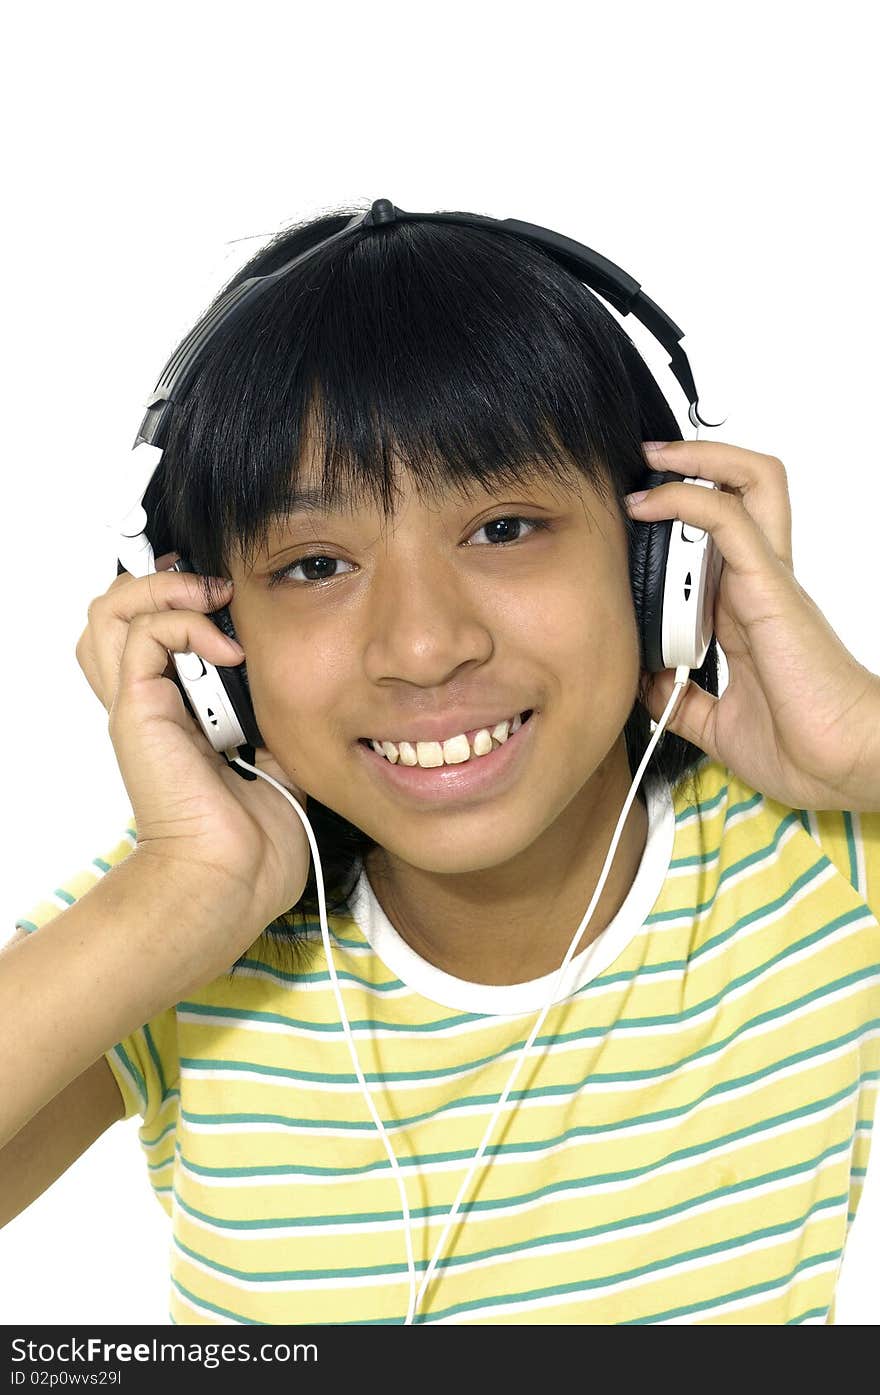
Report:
375,822,541,877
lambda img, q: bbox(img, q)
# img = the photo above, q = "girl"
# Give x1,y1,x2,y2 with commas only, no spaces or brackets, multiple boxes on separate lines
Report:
3,204,879,1325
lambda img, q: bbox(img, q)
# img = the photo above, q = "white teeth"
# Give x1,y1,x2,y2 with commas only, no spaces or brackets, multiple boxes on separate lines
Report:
415,741,444,767
368,713,529,767
442,734,471,764
398,740,418,766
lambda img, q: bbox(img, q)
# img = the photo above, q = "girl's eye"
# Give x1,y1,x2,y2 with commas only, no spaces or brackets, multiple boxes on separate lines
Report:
268,554,354,588
266,515,550,588
467,515,549,548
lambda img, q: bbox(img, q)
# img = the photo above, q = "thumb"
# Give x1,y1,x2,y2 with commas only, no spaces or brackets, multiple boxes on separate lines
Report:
642,669,718,758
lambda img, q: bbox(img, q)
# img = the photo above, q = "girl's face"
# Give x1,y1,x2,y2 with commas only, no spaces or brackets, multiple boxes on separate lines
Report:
227,465,642,875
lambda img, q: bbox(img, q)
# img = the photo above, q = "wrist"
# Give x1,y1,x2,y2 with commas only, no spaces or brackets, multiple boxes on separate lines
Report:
109,847,270,993
858,674,880,812
830,668,880,813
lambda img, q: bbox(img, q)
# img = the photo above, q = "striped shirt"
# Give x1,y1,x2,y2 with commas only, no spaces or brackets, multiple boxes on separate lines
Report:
16,754,880,1325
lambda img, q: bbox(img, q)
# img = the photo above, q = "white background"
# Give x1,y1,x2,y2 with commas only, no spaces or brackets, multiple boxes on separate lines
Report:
2,0,878,1325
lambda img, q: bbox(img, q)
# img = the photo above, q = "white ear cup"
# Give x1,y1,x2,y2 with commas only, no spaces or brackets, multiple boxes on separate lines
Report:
169,647,250,753
106,441,165,575
108,442,251,755
660,478,723,671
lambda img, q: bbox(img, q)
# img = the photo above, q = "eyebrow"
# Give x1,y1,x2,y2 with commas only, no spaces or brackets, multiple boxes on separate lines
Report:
269,484,366,520
269,468,567,523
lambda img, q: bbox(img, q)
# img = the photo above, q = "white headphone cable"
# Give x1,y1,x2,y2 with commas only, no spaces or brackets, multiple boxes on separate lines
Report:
229,665,690,1325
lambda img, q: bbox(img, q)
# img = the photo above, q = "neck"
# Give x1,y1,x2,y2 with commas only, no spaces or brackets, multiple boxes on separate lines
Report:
363,739,649,985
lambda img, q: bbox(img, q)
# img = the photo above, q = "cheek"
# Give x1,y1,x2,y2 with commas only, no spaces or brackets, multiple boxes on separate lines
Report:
523,573,639,693
239,627,345,753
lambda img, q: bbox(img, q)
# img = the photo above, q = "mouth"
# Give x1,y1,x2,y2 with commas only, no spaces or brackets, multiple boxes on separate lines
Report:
355,709,537,805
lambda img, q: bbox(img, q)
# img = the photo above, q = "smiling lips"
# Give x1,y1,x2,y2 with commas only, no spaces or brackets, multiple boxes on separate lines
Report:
366,711,532,768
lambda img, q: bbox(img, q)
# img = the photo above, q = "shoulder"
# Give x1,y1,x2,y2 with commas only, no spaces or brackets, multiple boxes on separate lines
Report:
671,755,880,922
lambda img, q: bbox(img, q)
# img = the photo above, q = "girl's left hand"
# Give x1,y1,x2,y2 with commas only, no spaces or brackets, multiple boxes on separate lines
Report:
626,440,880,813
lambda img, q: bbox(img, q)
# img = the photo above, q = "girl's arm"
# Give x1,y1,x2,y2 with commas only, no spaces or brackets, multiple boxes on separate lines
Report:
0,850,248,1161
0,1044,122,1228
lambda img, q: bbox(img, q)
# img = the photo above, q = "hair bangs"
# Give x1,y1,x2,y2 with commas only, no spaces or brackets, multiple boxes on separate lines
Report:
146,208,643,579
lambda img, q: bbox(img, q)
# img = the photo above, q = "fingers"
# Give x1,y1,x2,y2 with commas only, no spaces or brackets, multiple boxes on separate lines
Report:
625,477,792,590
642,667,720,760
114,609,245,712
99,566,232,620
639,440,793,570
78,567,240,713
94,569,229,625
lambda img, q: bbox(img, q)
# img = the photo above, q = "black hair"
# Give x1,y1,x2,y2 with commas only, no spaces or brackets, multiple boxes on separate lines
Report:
141,200,719,976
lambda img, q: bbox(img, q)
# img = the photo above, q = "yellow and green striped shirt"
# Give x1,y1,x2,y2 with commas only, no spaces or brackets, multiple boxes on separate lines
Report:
16,755,880,1324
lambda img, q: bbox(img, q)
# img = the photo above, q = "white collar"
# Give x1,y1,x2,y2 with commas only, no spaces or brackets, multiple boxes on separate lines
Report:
345,779,675,1015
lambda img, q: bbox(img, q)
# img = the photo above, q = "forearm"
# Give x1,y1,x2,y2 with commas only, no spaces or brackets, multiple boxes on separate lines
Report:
0,853,244,1150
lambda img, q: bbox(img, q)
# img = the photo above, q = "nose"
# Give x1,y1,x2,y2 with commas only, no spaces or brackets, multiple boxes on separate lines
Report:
361,551,495,687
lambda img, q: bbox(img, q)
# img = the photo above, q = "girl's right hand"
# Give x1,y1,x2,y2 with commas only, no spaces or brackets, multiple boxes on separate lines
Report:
75,554,313,969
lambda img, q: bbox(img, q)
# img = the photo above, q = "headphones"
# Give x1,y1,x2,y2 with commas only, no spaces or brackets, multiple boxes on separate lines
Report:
107,199,727,1323
110,197,724,766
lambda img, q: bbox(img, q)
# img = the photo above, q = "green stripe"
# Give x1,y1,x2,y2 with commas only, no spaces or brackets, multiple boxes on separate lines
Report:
144,1021,170,1100
141,1120,176,1148
170,1276,262,1325
172,1199,844,1317
647,810,833,947
177,999,482,1034
92,858,111,873
274,922,367,951
177,961,880,1100
53,888,75,906
15,919,38,934
668,790,761,866
171,1134,852,1245
421,1244,841,1326
319,931,379,950
595,842,842,989
843,810,859,893
787,1305,830,1324
174,1100,877,1186
175,1066,876,1206
110,1042,147,1112
796,806,864,903
674,772,730,822
235,955,406,992
620,1248,840,1325
669,844,727,869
